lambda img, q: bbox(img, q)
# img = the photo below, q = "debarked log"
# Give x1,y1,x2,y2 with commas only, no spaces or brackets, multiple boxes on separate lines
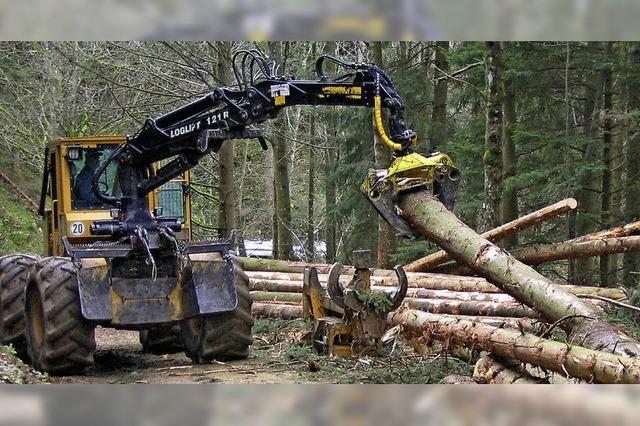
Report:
405,198,578,272
398,191,640,356
389,308,640,383
473,355,542,384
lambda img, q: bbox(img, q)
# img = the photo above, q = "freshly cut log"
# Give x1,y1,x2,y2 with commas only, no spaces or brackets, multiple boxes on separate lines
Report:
250,291,538,318
398,191,640,356
252,303,303,319
389,308,640,383
473,355,541,384
404,299,537,318
437,235,640,274
572,220,640,242
245,271,627,300
405,198,578,272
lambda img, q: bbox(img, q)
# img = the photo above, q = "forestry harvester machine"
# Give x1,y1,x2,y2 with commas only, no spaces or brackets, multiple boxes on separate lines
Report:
0,50,459,373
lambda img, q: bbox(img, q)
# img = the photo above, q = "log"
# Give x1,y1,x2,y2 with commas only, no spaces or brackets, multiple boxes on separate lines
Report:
252,303,303,319
389,308,640,383
473,355,541,384
398,191,640,356
405,198,578,272
250,291,538,318
440,375,477,384
246,271,627,300
437,235,640,273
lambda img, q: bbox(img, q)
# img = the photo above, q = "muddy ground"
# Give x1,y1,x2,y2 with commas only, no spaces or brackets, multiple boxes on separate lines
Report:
50,319,472,384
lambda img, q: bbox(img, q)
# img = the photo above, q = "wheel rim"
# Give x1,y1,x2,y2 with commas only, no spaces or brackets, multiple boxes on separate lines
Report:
27,288,45,347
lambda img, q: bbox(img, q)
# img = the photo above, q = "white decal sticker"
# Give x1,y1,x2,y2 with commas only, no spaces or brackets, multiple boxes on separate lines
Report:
270,84,290,97
70,222,84,236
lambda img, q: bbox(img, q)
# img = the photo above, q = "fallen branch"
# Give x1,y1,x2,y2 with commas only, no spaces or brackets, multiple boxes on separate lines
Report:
405,198,577,272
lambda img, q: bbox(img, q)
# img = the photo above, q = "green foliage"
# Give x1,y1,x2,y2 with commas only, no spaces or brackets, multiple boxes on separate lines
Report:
355,289,394,315
0,180,43,255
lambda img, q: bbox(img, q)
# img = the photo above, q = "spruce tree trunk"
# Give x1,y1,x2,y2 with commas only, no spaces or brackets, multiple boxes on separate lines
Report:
216,41,235,238
430,41,449,152
499,42,518,249
323,41,338,263
398,190,640,356
390,308,640,383
372,41,396,268
482,41,503,232
575,41,602,283
600,42,615,287
623,43,640,288
305,104,316,261
406,198,577,272
268,42,294,260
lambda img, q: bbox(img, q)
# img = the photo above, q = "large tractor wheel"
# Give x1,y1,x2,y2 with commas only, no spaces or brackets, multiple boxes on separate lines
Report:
0,254,39,357
139,324,183,355
181,264,254,363
25,257,96,374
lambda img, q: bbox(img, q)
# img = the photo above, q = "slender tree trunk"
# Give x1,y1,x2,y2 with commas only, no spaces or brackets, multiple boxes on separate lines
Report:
268,42,294,260
323,41,337,263
575,42,602,283
430,41,449,152
305,110,316,261
371,41,396,268
499,42,518,249
216,41,235,238
482,42,503,232
623,43,640,288
600,42,615,287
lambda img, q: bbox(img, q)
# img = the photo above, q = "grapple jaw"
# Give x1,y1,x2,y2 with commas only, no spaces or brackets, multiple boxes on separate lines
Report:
302,250,408,356
361,152,460,238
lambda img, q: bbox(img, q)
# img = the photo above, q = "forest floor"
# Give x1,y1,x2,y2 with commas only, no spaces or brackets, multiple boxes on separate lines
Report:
49,318,471,384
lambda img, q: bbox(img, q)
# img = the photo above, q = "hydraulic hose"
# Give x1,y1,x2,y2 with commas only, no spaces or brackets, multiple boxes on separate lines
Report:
373,96,403,152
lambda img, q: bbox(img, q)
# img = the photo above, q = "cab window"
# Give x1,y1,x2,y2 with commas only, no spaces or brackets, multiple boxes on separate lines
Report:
69,147,119,210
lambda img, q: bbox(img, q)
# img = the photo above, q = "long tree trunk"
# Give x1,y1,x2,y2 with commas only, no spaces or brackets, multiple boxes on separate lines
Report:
390,308,640,383
482,41,503,232
406,198,577,272
371,41,397,268
574,41,602,283
216,41,235,238
268,42,294,260
430,41,449,152
305,92,316,261
600,42,615,287
437,235,640,273
499,42,518,249
623,43,640,288
398,190,640,356
323,41,338,263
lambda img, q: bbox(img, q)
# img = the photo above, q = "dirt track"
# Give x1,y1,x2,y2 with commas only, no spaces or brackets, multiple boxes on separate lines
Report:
52,326,314,384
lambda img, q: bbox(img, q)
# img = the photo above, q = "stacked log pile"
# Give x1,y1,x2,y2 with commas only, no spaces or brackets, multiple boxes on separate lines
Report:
241,196,640,384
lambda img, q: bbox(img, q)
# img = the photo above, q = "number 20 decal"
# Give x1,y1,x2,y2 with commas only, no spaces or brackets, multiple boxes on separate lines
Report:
71,222,84,236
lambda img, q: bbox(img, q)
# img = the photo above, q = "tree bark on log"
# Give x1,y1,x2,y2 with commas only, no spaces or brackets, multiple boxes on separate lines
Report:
250,291,538,318
245,272,627,300
252,303,303,319
473,355,541,384
390,308,640,383
398,191,640,356
437,235,640,273
405,198,577,272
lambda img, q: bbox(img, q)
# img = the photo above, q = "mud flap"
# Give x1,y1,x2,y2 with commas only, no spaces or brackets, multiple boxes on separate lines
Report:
188,252,238,316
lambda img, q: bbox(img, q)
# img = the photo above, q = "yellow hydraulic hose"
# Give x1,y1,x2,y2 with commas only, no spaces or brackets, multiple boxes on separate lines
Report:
373,96,404,152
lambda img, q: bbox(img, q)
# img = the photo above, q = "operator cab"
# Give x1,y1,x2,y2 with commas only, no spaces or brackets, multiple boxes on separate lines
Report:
68,146,120,210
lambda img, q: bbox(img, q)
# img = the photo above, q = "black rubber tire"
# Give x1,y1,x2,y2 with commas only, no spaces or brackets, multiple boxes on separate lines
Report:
181,263,254,363
0,254,39,357
139,324,183,355
25,257,96,374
